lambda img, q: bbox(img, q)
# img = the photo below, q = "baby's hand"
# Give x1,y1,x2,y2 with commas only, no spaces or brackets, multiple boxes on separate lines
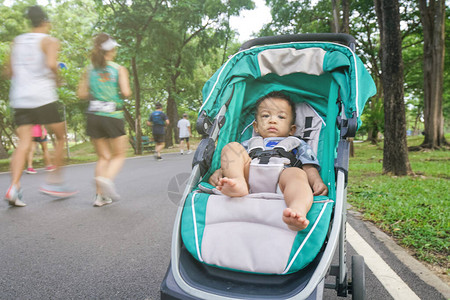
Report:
208,169,223,187
312,181,328,196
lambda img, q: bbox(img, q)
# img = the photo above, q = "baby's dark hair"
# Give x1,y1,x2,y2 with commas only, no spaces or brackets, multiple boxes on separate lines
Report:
26,5,49,27
255,91,297,125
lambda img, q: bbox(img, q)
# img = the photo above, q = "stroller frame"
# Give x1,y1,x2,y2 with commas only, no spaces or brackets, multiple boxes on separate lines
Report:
161,34,368,300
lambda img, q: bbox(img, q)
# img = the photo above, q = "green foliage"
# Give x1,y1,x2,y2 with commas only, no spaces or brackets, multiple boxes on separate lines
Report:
92,0,253,145
359,96,384,139
0,1,30,41
263,0,332,35
348,135,450,268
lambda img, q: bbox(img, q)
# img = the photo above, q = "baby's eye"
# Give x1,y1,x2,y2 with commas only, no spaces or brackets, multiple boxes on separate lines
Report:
261,113,270,118
278,115,286,119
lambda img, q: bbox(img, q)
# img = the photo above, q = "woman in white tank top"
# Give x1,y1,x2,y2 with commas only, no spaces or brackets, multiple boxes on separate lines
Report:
4,6,77,207
9,32,58,108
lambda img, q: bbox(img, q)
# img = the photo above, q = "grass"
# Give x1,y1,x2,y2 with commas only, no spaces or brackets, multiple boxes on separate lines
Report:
1,135,448,274
348,135,449,274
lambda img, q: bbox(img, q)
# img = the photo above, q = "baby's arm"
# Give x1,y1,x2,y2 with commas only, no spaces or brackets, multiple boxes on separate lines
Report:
302,165,328,196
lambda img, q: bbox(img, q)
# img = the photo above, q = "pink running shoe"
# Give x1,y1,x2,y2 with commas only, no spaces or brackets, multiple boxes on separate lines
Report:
26,167,37,174
45,165,56,172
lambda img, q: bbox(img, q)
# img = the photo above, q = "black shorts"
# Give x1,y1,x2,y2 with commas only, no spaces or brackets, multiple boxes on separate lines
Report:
86,114,126,139
33,136,48,143
180,137,189,142
14,102,63,126
153,133,165,143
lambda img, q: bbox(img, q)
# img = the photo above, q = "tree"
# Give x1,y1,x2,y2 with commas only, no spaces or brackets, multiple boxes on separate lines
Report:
160,2,249,147
263,0,385,144
331,0,349,33
50,0,99,144
263,0,333,35
418,0,447,149
374,0,412,175
94,0,252,152
94,0,165,154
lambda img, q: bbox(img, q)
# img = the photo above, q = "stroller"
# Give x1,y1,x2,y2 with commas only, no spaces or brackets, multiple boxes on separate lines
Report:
160,34,376,299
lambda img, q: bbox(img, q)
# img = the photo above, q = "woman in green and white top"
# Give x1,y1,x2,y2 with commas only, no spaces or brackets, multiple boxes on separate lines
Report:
78,33,131,207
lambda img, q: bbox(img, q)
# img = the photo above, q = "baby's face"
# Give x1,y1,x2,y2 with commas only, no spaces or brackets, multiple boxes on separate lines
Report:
253,97,296,138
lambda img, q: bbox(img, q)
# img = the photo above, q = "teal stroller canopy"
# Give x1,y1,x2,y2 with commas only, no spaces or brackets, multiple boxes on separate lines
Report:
200,41,376,130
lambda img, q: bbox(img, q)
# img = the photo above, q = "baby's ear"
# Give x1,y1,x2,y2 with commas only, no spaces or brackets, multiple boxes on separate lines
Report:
252,120,258,132
289,124,297,135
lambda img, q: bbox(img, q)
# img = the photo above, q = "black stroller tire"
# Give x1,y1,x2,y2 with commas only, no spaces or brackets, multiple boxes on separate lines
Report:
351,255,366,300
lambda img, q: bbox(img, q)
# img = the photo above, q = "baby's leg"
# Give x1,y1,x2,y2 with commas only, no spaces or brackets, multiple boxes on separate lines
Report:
279,167,313,231
216,142,251,197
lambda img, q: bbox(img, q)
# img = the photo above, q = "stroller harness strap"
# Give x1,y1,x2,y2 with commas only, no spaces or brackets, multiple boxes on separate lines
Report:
248,136,303,167
247,136,304,194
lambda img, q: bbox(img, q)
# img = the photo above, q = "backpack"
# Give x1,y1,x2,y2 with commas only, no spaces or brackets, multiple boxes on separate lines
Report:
151,111,165,125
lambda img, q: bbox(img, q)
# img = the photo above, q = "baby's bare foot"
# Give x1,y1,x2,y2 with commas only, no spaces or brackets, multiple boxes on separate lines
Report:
282,208,310,231
216,177,249,197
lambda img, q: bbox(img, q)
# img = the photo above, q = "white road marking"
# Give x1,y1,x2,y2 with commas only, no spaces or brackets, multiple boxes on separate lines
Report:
347,224,421,300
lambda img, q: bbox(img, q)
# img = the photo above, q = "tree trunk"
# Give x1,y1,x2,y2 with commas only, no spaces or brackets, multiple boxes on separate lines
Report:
123,107,136,134
341,0,350,34
349,138,355,157
374,0,412,175
165,89,178,148
131,56,142,154
419,0,447,149
0,142,8,159
0,122,16,149
331,0,340,33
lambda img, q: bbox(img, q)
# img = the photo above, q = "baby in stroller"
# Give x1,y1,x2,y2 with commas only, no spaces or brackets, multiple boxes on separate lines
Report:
209,91,328,231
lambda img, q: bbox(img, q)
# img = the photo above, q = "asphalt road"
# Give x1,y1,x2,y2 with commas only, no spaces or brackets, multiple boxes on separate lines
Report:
0,153,447,299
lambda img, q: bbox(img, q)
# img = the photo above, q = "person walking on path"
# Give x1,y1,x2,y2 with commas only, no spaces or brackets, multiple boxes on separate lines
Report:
4,5,77,207
26,124,56,174
77,33,131,207
177,113,192,155
147,102,169,160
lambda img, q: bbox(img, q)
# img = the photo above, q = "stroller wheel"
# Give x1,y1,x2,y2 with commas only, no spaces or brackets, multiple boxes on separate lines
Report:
351,255,366,300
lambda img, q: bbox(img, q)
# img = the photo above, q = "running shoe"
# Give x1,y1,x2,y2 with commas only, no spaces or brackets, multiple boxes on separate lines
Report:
39,183,78,198
102,195,113,205
45,165,56,172
187,150,193,154
4,185,26,207
26,167,37,174
93,194,113,207
95,176,120,200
